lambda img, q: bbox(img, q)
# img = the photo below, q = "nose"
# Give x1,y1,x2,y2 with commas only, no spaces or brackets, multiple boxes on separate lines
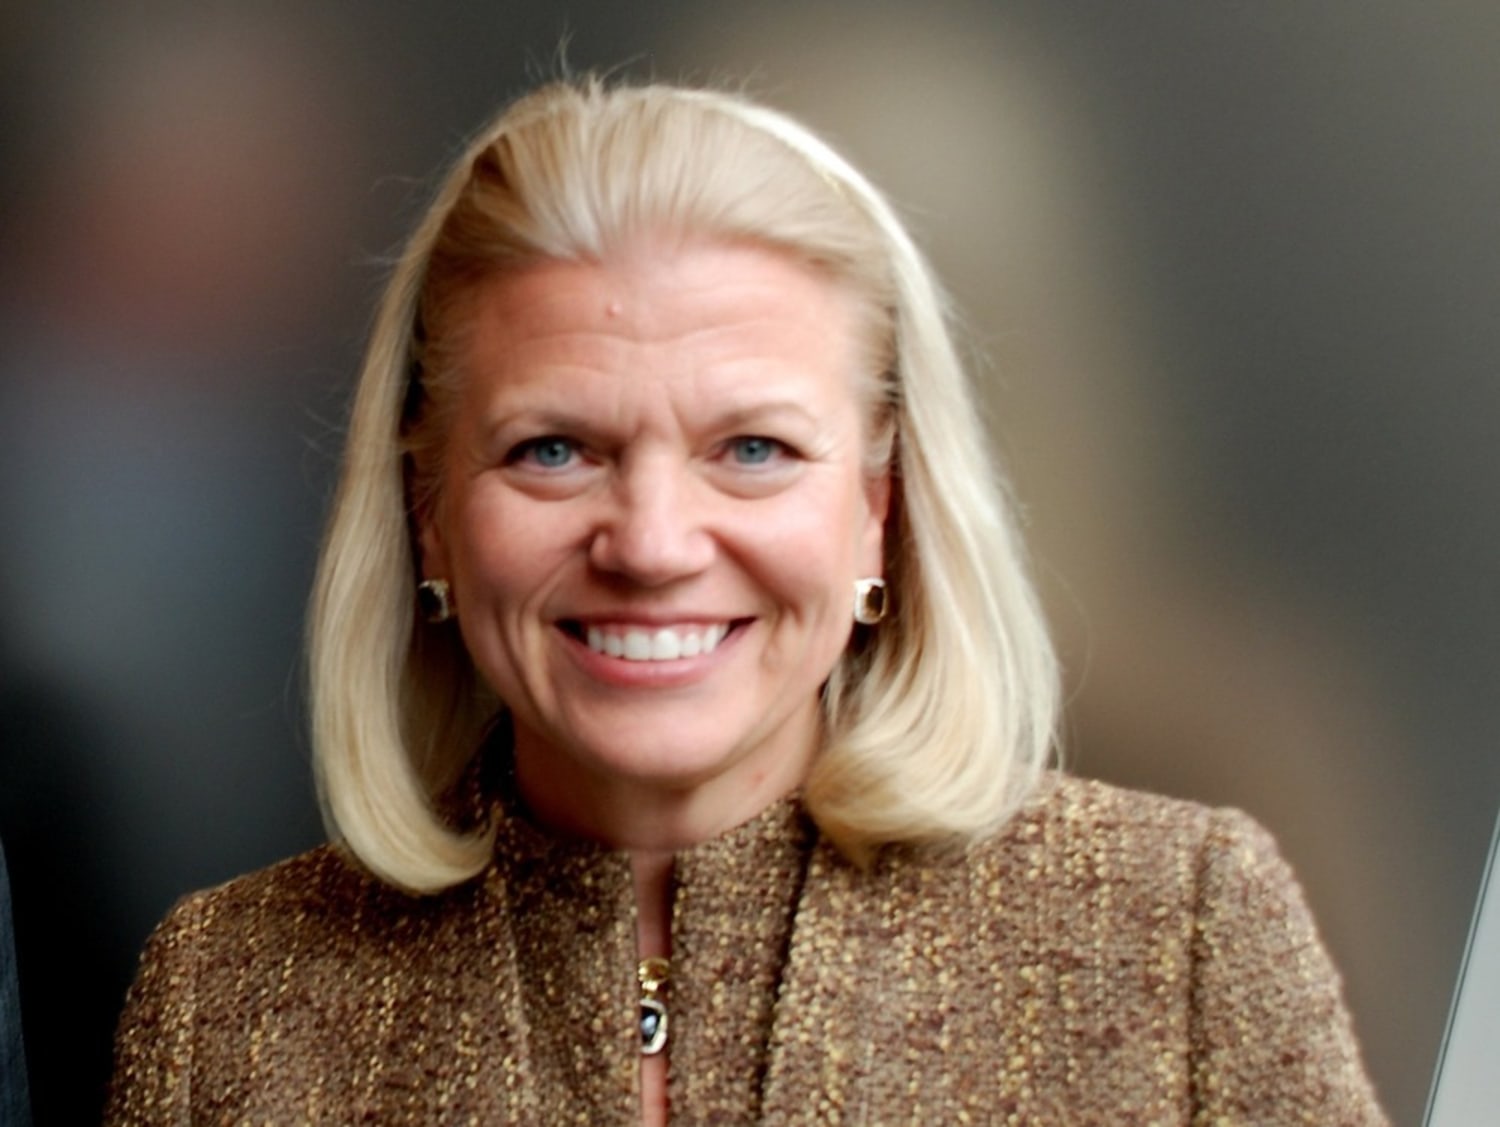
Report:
587,454,715,586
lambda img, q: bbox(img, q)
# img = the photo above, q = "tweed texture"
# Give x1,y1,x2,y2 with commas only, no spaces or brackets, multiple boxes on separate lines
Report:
107,776,1387,1124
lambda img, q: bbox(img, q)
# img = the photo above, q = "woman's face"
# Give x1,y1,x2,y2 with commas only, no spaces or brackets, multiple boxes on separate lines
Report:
420,238,889,846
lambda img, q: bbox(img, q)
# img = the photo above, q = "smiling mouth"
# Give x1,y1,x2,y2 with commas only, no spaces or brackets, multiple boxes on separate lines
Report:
559,621,745,662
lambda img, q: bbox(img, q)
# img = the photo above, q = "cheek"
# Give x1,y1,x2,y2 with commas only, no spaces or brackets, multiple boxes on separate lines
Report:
447,492,570,612
443,498,569,706
746,485,871,619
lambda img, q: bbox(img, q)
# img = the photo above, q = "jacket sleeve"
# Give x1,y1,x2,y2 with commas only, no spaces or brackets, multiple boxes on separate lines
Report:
104,894,205,1126
1188,807,1388,1126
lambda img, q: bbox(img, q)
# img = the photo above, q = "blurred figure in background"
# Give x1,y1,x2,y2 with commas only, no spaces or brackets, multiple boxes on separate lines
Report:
0,10,367,1120
2,840,32,1127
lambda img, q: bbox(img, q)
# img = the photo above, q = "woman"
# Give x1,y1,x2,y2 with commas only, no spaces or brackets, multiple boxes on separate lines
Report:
108,79,1386,1124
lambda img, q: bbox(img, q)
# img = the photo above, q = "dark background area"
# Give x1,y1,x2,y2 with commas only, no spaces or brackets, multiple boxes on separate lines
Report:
2,3,1496,1123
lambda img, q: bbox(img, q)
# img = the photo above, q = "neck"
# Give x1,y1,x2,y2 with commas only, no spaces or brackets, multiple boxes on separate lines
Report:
509,727,814,853
632,849,673,1127
631,849,674,956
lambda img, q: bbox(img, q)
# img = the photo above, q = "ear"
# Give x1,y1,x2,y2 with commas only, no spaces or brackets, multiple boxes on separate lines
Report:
417,502,450,583
859,466,892,576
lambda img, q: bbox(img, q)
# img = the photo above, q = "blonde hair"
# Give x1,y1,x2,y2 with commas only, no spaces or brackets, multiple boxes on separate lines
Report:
310,79,1059,893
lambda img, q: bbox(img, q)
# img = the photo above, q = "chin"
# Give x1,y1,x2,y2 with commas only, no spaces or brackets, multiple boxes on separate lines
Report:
578,734,757,790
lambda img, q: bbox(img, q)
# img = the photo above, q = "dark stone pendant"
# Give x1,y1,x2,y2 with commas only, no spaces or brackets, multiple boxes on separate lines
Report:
640,996,668,1055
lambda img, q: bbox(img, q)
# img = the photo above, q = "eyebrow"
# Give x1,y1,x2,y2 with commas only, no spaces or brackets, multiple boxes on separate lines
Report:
478,397,827,440
700,400,825,431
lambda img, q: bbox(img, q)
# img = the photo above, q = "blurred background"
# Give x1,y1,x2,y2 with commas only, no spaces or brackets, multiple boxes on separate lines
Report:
2,2,1496,1122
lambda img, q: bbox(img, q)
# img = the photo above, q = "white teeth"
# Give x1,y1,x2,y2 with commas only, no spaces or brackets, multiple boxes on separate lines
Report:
651,629,682,661
584,623,729,661
587,627,628,658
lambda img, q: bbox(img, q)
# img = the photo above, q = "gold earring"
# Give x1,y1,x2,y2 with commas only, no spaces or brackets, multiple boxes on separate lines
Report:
853,577,888,625
417,578,453,624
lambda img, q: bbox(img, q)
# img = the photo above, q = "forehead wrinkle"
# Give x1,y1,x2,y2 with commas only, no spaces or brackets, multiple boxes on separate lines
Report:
471,368,639,438
466,314,861,400
472,303,843,367
453,241,879,444
468,241,861,347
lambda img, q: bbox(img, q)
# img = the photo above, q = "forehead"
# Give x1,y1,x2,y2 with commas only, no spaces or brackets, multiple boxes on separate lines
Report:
473,239,847,333
455,239,875,401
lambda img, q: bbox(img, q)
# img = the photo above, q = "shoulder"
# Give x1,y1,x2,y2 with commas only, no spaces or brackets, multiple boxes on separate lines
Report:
1008,774,1316,930
117,846,390,1033
859,773,1327,979
185,842,372,911
963,771,1274,887
1008,770,1237,841
792,778,1384,1122
143,843,493,968
824,774,1267,943
107,845,497,1123
149,845,379,952
990,775,1383,1123
119,842,498,1054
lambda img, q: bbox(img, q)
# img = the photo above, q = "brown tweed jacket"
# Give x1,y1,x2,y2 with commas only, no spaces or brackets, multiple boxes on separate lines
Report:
107,775,1387,1124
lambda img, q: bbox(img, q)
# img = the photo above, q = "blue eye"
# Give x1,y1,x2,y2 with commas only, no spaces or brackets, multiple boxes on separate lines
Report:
729,436,783,465
511,436,577,469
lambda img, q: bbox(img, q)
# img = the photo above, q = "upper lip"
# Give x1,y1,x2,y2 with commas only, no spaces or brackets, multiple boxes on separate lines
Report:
558,612,744,628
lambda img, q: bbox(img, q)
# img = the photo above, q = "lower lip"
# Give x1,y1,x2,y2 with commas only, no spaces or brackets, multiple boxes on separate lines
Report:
557,625,744,688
